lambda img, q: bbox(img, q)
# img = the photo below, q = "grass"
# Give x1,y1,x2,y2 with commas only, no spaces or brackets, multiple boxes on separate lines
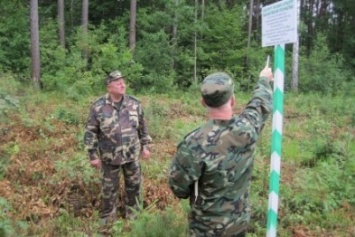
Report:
0,77,355,236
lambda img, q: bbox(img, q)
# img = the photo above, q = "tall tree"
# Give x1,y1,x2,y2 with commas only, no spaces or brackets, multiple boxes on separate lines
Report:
291,0,301,92
58,0,65,48
130,0,137,52
328,0,355,70
194,0,198,85
172,0,179,69
82,0,89,63
30,0,40,89
201,0,205,19
70,0,74,30
247,0,254,49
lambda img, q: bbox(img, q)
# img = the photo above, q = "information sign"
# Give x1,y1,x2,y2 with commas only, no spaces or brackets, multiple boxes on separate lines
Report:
262,0,297,47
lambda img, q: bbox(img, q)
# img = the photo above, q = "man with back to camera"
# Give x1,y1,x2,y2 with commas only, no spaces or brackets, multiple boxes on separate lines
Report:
168,66,273,236
84,70,152,223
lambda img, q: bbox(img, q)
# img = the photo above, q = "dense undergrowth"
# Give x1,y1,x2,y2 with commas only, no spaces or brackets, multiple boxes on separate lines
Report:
0,77,354,237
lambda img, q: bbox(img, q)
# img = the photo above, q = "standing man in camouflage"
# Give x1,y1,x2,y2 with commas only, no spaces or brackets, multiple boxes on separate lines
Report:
84,70,152,223
168,66,273,237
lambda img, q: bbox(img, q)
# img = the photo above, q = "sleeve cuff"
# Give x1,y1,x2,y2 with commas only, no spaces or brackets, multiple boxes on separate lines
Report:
88,151,99,161
141,145,150,151
260,76,270,83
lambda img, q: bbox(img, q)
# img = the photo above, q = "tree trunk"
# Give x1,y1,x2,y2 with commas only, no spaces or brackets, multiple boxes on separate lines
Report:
247,0,254,49
172,0,179,69
70,0,74,30
306,0,315,55
194,0,198,85
82,0,89,64
201,0,205,20
129,0,137,52
30,0,41,89
291,0,301,92
58,0,65,48
246,0,254,72
254,0,261,43
291,41,299,92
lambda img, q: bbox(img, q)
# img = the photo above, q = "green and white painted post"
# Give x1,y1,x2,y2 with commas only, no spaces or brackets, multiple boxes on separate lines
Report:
266,44,285,237
262,0,297,235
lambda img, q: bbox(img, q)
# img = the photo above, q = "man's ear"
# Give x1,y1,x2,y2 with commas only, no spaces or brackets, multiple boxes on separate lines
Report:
230,95,235,107
106,84,111,92
201,98,206,107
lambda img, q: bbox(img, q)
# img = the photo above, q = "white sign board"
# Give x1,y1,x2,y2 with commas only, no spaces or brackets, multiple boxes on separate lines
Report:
262,0,297,47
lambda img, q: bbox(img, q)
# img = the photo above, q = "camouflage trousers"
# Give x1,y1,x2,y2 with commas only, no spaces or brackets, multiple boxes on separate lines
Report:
188,214,248,237
100,160,141,220
189,225,246,237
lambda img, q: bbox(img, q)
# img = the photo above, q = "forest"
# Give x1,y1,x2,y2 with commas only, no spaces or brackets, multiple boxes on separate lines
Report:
0,0,354,236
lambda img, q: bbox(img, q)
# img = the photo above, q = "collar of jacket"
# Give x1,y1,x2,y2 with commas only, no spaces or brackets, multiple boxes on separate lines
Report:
104,93,126,106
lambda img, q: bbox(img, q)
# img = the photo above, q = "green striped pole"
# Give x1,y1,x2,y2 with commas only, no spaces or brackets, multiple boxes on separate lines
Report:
267,44,285,237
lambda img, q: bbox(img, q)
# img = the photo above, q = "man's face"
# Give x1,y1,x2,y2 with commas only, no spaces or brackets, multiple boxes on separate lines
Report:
107,78,126,96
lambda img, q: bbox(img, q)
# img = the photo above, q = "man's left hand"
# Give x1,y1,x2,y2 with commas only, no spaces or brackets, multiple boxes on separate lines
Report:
141,147,151,159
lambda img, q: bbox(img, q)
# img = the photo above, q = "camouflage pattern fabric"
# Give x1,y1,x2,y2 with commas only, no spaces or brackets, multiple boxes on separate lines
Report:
101,160,141,220
84,94,152,165
201,72,234,108
168,76,273,236
105,70,125,85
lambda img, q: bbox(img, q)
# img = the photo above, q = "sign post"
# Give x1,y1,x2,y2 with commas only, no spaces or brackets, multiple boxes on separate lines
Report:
261,0,297,236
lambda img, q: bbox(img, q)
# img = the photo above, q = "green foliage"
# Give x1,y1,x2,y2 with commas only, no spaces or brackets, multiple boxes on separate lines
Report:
0,0,354,96
41,21,143,96
278,131,355,229
0,198,27,237
39,20,68,77
287,140,354,210
134,31,175,93
0,1,30,74
144,94,204,142
1,143,20,179
40,26,93,94
0,93,19,123
54,153,99,185
237,43,273,91
0,74,20,122
52,209,99,236
134,6,178,93
53,106,81,125
173,3,251,88
198,4,246,75
299,34,349,94
1,85,355,236
144,100,171,140
0,197,15,237
143,157,169,181
327,0,355,71
85,21,142,78
127,205,187,237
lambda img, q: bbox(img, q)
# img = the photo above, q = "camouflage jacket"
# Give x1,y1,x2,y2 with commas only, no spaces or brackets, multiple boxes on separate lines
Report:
168,76,272,235
84,94,152,165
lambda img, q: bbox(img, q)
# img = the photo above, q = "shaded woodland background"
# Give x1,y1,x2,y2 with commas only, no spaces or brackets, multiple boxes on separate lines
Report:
0,0,354,94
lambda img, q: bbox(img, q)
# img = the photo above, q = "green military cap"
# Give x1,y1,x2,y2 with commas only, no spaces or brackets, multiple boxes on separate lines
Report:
105,70,125,85
201,72,234,108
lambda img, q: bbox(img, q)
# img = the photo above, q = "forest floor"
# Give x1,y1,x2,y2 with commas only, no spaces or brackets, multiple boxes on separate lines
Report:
1,93,354,236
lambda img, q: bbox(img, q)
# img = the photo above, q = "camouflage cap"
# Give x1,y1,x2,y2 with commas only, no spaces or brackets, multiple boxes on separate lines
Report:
201,72,234,108
105,70,125,85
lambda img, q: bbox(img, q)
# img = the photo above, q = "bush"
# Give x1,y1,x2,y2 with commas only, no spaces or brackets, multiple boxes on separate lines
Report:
299,34,349,94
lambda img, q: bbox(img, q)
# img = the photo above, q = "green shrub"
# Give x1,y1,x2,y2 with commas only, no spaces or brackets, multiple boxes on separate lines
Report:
53,107,81,125
299,34,349,94
127,205,187,237
53,153,99,185
0,198,27,236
